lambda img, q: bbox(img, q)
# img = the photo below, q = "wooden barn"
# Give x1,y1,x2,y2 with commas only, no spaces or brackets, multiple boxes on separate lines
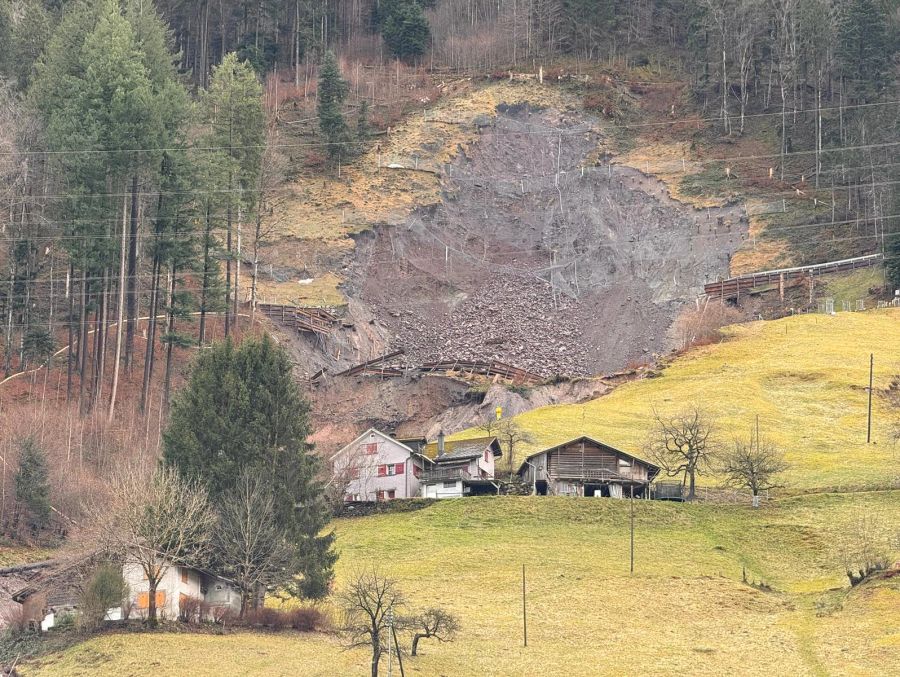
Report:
517,436,660,498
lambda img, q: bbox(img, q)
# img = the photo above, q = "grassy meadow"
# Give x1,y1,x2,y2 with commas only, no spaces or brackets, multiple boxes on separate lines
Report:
455,308,900,491
25,493,900,676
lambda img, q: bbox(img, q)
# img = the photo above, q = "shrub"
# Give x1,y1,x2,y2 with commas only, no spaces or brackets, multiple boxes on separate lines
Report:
178,596,202,625
79,564,128,631
244,607,291,630
289,607,325,632
212,606,236,626
671,300,743,350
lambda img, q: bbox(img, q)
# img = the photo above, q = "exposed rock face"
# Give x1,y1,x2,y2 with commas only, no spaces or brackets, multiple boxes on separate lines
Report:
353,104,747,376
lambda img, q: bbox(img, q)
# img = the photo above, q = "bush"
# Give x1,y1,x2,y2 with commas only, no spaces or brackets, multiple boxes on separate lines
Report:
211,606,236,626
178,596,202,625
244,607,291,630
289,607,326,632
79,564,128,631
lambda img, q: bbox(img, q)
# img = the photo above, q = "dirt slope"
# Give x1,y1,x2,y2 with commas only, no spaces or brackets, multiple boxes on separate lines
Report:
351,103,747,375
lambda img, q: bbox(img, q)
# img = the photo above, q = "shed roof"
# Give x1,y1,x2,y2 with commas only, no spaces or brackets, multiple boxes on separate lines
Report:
423,436,502,462
517,436,660,476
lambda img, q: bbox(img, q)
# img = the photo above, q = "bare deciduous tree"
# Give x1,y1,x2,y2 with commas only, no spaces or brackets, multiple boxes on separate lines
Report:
645,405,719,500
479,415,533,480
837,514,892,586
410,607,460,657
338,567,406,677
215,469,293,617
90,466,215,625
719,437,789,502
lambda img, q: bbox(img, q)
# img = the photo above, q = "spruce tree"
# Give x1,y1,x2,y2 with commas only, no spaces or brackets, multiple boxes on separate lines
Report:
381,0,430,61
163,335,336,598
317,50,351,166
14,436,51,534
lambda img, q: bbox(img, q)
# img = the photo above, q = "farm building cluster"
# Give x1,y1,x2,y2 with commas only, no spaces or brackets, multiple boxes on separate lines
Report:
331,428,664,501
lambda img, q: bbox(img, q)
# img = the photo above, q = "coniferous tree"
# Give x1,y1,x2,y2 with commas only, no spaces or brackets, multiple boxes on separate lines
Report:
14,436,51,534
317,50,351,166
381,0,430,61
163,335,336,598
201,53,265,339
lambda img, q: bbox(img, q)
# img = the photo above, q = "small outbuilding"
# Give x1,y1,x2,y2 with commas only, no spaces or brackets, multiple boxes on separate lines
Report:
419,433,503,498
518,436,660,498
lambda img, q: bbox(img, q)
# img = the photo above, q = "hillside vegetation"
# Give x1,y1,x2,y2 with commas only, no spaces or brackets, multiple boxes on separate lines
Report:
452,308,900,491
26,493,900,676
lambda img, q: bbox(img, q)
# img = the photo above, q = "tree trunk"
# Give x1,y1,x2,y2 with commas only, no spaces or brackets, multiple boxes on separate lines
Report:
411,633,424,656
109,194,129,422
66,262,75,401
163,260,178,409
125,174,140,370
198,201,212,346
148,575,158,625
140,255,161,413
688,470,696,500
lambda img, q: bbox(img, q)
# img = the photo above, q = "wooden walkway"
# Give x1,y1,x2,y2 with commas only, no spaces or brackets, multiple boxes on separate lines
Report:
704,253,883,300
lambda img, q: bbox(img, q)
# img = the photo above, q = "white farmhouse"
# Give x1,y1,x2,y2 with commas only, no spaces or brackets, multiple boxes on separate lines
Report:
331,428,433,502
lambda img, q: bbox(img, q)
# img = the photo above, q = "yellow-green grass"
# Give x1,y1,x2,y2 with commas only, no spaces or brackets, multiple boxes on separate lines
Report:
455,309,900,491
26,493,900,676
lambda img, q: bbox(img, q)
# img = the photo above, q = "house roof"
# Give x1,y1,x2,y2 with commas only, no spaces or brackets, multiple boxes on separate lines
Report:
516,436,660,476
423,436,502,462
330,428,418,461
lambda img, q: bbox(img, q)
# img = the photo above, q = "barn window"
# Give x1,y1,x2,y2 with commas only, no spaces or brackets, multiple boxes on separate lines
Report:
387,490,396,499
442,481,456,488
180,569,188,584
365,443,378,455
484,450,489,462
376,490,385,501
350,466,360,479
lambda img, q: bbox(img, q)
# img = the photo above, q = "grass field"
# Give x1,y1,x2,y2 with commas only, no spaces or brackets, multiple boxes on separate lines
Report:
454,308,900,491
24,493,900,676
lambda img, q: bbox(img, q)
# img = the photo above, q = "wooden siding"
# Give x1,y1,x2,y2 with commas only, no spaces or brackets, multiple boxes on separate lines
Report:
548,442,649,482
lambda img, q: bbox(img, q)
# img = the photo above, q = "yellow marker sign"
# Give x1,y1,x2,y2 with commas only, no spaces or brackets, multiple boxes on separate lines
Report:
496,407,503,420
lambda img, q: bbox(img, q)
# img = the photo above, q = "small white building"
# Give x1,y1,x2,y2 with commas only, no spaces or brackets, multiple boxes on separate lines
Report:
10,556,242,629
331,428,433,502
123,561,241,621
419,433,502,499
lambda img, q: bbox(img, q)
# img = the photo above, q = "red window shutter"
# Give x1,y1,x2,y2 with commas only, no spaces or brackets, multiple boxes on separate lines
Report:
395,463,405,475
377,465,387,476
351,467,360,479
366,443,378,455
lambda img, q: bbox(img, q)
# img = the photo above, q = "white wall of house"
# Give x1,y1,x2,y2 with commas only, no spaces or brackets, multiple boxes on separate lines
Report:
422,479,464,499
333,429,424,501
123,562,203,620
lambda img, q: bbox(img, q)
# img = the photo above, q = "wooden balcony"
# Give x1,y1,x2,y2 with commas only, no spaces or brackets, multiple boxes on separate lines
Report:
420,467,473,483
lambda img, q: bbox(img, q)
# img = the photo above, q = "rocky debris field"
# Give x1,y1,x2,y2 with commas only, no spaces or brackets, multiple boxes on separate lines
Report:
393,276,585,377
353,103,747,377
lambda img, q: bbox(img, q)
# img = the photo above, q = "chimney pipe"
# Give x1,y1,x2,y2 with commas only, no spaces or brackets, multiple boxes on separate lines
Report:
437,430,445,457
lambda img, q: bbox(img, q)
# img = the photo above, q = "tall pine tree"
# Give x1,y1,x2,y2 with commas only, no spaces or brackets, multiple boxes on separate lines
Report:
163,335,336,598
317,50,351,166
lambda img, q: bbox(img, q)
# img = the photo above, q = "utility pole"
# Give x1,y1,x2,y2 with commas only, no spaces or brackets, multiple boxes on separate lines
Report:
867,353,874,443
522,564,527,647
630,484,635,574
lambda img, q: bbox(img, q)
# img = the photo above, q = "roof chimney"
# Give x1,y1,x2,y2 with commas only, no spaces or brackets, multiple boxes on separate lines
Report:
437,430,445,457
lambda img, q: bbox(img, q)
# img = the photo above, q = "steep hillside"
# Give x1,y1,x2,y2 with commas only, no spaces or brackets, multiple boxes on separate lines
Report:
449,308,900,491
27,493,900,676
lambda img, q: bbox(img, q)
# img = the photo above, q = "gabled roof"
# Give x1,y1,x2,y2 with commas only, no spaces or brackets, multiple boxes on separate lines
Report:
424,436,502,463
331,428,418,461
516,436,660,476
